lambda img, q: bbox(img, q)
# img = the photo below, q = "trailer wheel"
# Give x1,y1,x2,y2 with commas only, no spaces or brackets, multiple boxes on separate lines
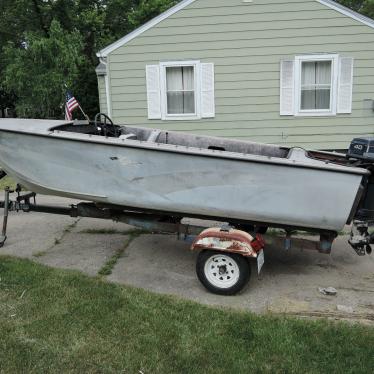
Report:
196,250,251,295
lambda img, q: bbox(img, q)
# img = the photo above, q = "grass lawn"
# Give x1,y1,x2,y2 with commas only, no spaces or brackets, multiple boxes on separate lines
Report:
0,175,18,190
0,257,373,373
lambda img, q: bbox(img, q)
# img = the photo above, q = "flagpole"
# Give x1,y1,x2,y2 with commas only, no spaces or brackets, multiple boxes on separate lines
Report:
78,104,90,122
64,83,89,122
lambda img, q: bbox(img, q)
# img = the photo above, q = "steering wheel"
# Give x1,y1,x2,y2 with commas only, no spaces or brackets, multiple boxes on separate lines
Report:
94,113,117,137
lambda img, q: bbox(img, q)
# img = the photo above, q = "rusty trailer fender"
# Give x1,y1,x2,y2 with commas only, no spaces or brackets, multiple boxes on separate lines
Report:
191,227,265,257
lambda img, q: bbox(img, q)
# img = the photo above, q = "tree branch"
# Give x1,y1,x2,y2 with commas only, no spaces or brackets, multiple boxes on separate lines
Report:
31,0,49,36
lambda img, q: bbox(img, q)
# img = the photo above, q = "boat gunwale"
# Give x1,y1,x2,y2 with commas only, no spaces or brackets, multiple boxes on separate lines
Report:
0,127,369,176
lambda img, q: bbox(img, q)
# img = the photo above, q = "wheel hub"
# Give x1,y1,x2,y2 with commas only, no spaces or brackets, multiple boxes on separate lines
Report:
204,254,240,289
218,265,227,275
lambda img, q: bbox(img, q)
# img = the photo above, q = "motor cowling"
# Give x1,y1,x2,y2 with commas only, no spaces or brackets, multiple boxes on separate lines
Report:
347,137,374,161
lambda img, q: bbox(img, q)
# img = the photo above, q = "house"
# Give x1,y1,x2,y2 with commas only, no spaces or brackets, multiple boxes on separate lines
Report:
96,0,374,150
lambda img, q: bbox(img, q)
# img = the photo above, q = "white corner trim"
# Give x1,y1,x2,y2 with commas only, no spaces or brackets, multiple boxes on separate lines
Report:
104,74,112,117
97,0,198,57
317,0,374,29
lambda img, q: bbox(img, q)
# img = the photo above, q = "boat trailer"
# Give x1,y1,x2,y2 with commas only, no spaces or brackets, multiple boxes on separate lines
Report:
0,185,352,295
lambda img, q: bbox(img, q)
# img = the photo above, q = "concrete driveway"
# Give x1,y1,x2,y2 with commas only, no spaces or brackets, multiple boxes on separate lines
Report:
1,194,373,323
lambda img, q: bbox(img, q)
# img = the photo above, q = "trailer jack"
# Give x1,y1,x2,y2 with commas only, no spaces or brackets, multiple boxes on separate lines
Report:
0,187,10,247
0,186,36,246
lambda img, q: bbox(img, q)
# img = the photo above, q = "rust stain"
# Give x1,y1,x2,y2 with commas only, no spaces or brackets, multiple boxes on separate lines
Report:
191,228,265,257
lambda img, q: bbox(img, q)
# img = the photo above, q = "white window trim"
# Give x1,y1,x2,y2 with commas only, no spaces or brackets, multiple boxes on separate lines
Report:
160,60,201,121
294,54,339,117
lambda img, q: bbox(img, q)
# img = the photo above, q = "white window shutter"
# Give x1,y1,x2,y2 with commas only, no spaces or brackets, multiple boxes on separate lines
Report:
146,65,161,119
280,60,295,116
337,57,354,114
200,63,215,118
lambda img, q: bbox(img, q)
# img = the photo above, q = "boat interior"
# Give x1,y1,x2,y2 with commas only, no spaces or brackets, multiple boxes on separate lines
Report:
51,117,351,166
52,121,289,157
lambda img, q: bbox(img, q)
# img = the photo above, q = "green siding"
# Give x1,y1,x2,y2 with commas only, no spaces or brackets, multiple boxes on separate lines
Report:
99,0,374,149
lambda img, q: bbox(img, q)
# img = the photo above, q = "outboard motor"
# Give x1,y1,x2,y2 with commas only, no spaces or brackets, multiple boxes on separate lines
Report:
347,137,374,161
347,137,374,255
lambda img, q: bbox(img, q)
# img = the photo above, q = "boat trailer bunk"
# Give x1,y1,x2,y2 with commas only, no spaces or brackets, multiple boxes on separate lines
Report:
0,184,366,296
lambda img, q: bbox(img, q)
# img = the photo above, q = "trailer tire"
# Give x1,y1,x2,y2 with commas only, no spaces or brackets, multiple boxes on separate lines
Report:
196,250,251,295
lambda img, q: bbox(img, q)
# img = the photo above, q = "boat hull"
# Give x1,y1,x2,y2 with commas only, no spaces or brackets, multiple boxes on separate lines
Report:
0,130,364,232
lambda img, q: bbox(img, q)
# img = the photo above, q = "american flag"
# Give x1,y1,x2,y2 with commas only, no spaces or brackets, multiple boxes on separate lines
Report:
65,91,79,120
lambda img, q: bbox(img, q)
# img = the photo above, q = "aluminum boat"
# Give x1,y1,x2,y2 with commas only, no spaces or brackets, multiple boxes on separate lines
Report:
0,117,370,234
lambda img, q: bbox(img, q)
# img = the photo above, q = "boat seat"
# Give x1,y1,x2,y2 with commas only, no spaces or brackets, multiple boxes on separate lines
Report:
147,130,161,142
287,147,326,166
119,133,137,140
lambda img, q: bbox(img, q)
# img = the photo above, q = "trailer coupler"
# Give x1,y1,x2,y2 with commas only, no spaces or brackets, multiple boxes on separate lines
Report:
349,221,373,256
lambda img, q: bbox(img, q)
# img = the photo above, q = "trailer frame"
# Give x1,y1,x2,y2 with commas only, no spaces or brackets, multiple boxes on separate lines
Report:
0,186,341,295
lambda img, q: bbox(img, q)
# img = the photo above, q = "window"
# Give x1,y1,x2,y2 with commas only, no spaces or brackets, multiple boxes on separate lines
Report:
280,54,354,116
146,61,215,120
300,60,332,111
166,66,195,115
295,55,338,116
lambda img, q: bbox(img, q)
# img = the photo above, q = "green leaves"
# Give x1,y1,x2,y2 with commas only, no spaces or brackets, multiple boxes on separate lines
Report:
361,0,374,19
3,20,83,118
337,0,374,18
0,1,373,119
128,0,179,30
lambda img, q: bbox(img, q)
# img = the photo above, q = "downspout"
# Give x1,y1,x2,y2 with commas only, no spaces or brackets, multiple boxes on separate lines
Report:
104,58,112,118
96,57,112,118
